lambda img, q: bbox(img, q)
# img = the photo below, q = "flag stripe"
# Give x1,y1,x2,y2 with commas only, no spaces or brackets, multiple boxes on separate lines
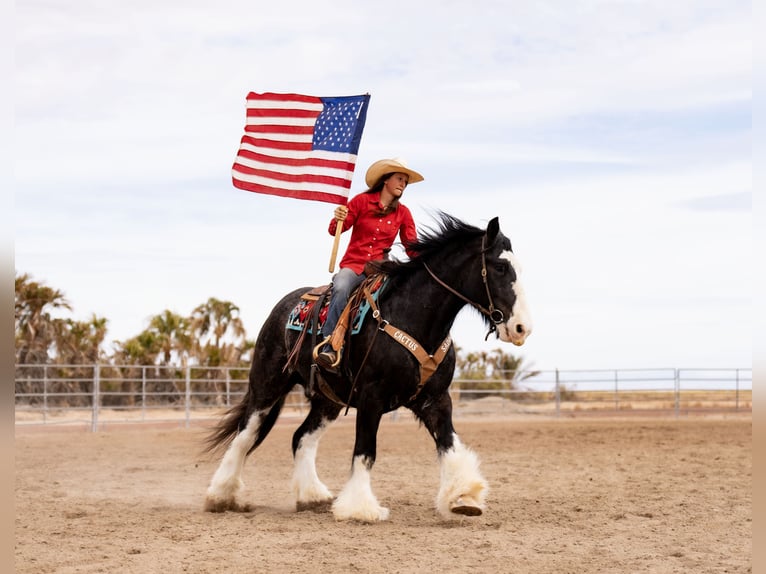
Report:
232,166,352,194
232,179,348,204
236,147,356,173
246,92,323,107
232,162,353,188
246,108,321,119
244,124,316,135
239,136,314,151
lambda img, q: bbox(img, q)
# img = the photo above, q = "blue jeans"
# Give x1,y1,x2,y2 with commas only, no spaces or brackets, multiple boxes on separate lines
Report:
322,267,365,340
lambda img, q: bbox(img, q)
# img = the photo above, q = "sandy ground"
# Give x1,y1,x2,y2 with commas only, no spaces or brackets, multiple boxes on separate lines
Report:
15,414,751,574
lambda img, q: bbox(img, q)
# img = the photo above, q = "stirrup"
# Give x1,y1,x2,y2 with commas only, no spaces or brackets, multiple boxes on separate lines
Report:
312,336,342,369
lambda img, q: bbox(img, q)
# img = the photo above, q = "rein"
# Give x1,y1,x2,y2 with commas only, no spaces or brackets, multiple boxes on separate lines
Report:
422,233,505,340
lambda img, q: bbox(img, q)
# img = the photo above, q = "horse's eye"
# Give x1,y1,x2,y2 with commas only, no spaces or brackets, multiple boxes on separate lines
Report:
494,262,508,274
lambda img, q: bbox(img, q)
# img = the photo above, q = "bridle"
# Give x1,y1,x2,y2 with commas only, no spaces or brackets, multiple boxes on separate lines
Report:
422,232,507,340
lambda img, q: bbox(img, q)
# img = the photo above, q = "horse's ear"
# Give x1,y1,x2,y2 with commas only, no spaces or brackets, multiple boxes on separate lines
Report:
487,217,500,241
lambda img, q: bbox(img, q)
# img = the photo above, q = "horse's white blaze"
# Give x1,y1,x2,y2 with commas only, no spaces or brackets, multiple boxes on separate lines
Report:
205,412,261,506
436,434,488,519
332,455,390,522
292,423,333,504
499,250,532,346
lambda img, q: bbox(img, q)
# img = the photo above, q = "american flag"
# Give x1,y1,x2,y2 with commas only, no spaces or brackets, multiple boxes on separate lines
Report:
231,92,371,205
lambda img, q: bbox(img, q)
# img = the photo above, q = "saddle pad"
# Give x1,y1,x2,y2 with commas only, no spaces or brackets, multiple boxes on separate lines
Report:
286,276,388,336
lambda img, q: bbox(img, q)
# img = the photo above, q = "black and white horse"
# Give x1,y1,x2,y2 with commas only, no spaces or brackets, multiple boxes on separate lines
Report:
204,213,532,521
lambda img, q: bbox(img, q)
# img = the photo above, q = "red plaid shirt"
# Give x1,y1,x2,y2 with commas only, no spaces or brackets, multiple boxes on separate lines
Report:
328,191,417,274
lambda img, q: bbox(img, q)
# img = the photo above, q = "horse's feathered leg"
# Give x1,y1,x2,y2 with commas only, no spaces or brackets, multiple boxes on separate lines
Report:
332,405,389,522
204,406,264,513
291,399,342,512
435,433,488,518
204,290,302,513
412,392,489,519
204,390,292,511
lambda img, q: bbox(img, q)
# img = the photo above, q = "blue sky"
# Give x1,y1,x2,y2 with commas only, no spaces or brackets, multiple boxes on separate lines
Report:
14,0,751,370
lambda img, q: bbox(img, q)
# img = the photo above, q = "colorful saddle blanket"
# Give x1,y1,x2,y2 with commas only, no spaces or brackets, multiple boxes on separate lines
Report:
286,276,388,336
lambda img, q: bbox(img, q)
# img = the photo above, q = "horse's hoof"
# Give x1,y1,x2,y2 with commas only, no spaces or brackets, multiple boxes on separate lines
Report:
341,506,389,523
331,501,390,522
450,505,483,516
296,498,334,513
449,496,483,516
204,497,253,513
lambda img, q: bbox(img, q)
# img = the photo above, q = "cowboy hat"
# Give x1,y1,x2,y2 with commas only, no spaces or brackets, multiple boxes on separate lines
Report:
365,157,424,188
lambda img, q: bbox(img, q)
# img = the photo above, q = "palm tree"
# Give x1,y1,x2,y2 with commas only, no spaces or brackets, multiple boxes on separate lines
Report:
455,347,483,380
454,346,539,399
113,331,161,366
189,298,248,405
112,330,165,407
15,272,72,364
113,309,194,398
51,314,109,406
487,348,540,388
190,298,246,367
148,310,193,366
55,314,109,365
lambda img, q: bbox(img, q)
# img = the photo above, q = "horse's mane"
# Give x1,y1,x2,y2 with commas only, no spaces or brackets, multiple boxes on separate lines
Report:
371,211,485,277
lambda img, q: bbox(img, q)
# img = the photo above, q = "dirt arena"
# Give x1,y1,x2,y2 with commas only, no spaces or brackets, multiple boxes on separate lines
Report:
15,414,751,573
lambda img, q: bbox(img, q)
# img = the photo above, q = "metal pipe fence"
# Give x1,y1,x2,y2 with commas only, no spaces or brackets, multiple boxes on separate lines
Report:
14,364,752,431
453,367,752,418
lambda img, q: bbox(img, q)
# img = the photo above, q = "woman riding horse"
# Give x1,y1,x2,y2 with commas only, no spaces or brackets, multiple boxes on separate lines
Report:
317,157,424,370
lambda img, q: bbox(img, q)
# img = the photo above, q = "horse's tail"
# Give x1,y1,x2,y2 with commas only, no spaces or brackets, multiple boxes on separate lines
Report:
203,391,288,455
203,396,252,454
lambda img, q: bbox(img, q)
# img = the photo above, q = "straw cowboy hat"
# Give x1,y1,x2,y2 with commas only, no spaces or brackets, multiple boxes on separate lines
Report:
365,157,424,188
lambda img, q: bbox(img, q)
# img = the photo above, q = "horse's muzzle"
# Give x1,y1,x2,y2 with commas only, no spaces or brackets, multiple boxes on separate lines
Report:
499,320,531,346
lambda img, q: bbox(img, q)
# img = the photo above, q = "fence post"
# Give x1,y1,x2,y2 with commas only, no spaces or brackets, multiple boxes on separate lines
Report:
735,368,740,411
92,364,100,432
614,370,619,411
141,366,147,421
185,365,191,429
555,369,560,418
226,368,231,407
674,369,680,419
43,365,49,424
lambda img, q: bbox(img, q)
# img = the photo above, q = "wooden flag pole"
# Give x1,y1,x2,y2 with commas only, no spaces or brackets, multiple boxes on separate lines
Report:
328,218,343,273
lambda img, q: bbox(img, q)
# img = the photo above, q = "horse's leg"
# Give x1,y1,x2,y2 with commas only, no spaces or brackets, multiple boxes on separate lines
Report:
204,373,294,513
291,399,342,512
412,392,489,519
332,405,389,522
204,394,288,512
